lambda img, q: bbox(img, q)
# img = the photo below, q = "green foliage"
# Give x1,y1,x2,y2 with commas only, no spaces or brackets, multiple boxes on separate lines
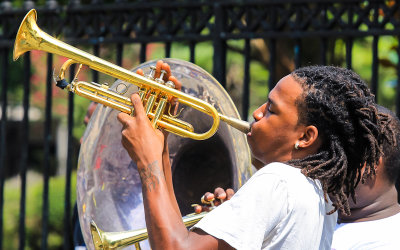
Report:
72,97,92,140
3,181,19,249
12,0,68,8
225,40,270,119
4,54,25,105
351,36,398,111
3,171,77,249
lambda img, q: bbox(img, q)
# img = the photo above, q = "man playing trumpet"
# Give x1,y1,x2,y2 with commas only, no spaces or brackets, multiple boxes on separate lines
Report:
197,105,400,249
117,61,392,249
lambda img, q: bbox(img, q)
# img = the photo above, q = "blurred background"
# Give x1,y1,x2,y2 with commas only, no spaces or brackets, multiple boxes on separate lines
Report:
1,0,400,249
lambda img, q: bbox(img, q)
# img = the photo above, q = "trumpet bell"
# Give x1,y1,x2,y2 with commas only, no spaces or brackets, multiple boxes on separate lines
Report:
77,59,252,249
13,9,37,60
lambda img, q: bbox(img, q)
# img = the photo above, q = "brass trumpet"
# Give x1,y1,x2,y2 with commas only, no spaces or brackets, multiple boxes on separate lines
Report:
90,212,207,250
13,9,251,140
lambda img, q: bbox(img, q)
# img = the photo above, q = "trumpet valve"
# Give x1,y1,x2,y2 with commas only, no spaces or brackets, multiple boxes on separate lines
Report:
138,86,148,101
155,69,167,84
144,92,157,116
165,80,175,89
101,83,109,90
151,96,168,128
146,66,156,80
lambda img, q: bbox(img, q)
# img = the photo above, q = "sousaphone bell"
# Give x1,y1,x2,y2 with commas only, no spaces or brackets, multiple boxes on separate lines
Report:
77,59,253,249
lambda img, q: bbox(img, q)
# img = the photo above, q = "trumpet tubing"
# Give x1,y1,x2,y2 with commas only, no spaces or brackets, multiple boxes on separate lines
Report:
72,80,196,135
90,212,207,250
13,9,250,140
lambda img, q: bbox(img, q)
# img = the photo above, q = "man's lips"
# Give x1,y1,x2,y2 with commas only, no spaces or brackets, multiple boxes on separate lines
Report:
247,121,255,137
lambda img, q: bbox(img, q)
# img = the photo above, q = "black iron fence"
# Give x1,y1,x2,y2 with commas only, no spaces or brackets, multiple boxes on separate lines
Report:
1,0,400,249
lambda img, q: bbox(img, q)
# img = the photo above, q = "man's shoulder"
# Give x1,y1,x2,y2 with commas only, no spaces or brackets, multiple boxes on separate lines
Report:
336,211,400,231
333,213,400,250
255,162,325,202
256,162,303,180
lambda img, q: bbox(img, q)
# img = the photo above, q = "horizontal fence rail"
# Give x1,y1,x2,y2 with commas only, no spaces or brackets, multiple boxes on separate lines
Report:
0,0,400,249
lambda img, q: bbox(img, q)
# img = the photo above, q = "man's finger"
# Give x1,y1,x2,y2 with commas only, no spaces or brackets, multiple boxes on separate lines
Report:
136,68,144,76
161,62,171,81
169,76,181,91
226,188,235,200
154,60,164,79
117,112,132,126
194,204,212,214
194,205,202,214
204,192,215,202
130,93,145,118
214,187,227,200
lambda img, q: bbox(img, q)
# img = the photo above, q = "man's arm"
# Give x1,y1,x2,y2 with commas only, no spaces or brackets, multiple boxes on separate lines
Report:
136,60,181,216
161,139,181,216
118,93,233,249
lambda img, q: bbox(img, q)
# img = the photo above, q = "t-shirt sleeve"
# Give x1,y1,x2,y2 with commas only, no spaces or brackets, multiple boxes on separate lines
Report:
191,170,290,249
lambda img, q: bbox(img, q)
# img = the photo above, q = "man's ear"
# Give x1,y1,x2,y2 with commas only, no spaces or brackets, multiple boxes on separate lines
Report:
298,125,319,149
375,156,384,173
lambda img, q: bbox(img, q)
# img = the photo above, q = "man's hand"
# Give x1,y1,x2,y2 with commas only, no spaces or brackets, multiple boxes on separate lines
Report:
193,187,235,213
117,93,164,167
136,60,182,114
136,60,182,138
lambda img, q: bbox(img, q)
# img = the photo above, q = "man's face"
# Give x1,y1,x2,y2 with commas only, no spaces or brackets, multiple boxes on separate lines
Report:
338,159,392,221
247,75,305,166
347,160,387,208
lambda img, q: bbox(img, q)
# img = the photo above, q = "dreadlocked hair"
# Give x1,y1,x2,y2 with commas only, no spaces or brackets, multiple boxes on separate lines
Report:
376,105,399,184
288,66,392,216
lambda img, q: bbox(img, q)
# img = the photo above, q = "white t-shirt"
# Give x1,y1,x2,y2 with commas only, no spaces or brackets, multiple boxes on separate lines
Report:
192,162,337,250
331,212,400,250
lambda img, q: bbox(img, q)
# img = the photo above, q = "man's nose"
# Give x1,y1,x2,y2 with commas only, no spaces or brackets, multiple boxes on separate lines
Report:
252,106,264,121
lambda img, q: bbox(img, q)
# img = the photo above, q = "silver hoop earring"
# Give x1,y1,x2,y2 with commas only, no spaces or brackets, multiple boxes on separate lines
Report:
295,142,299,150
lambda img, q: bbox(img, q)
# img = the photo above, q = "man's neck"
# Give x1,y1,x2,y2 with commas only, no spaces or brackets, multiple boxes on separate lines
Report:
338,186,400,223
